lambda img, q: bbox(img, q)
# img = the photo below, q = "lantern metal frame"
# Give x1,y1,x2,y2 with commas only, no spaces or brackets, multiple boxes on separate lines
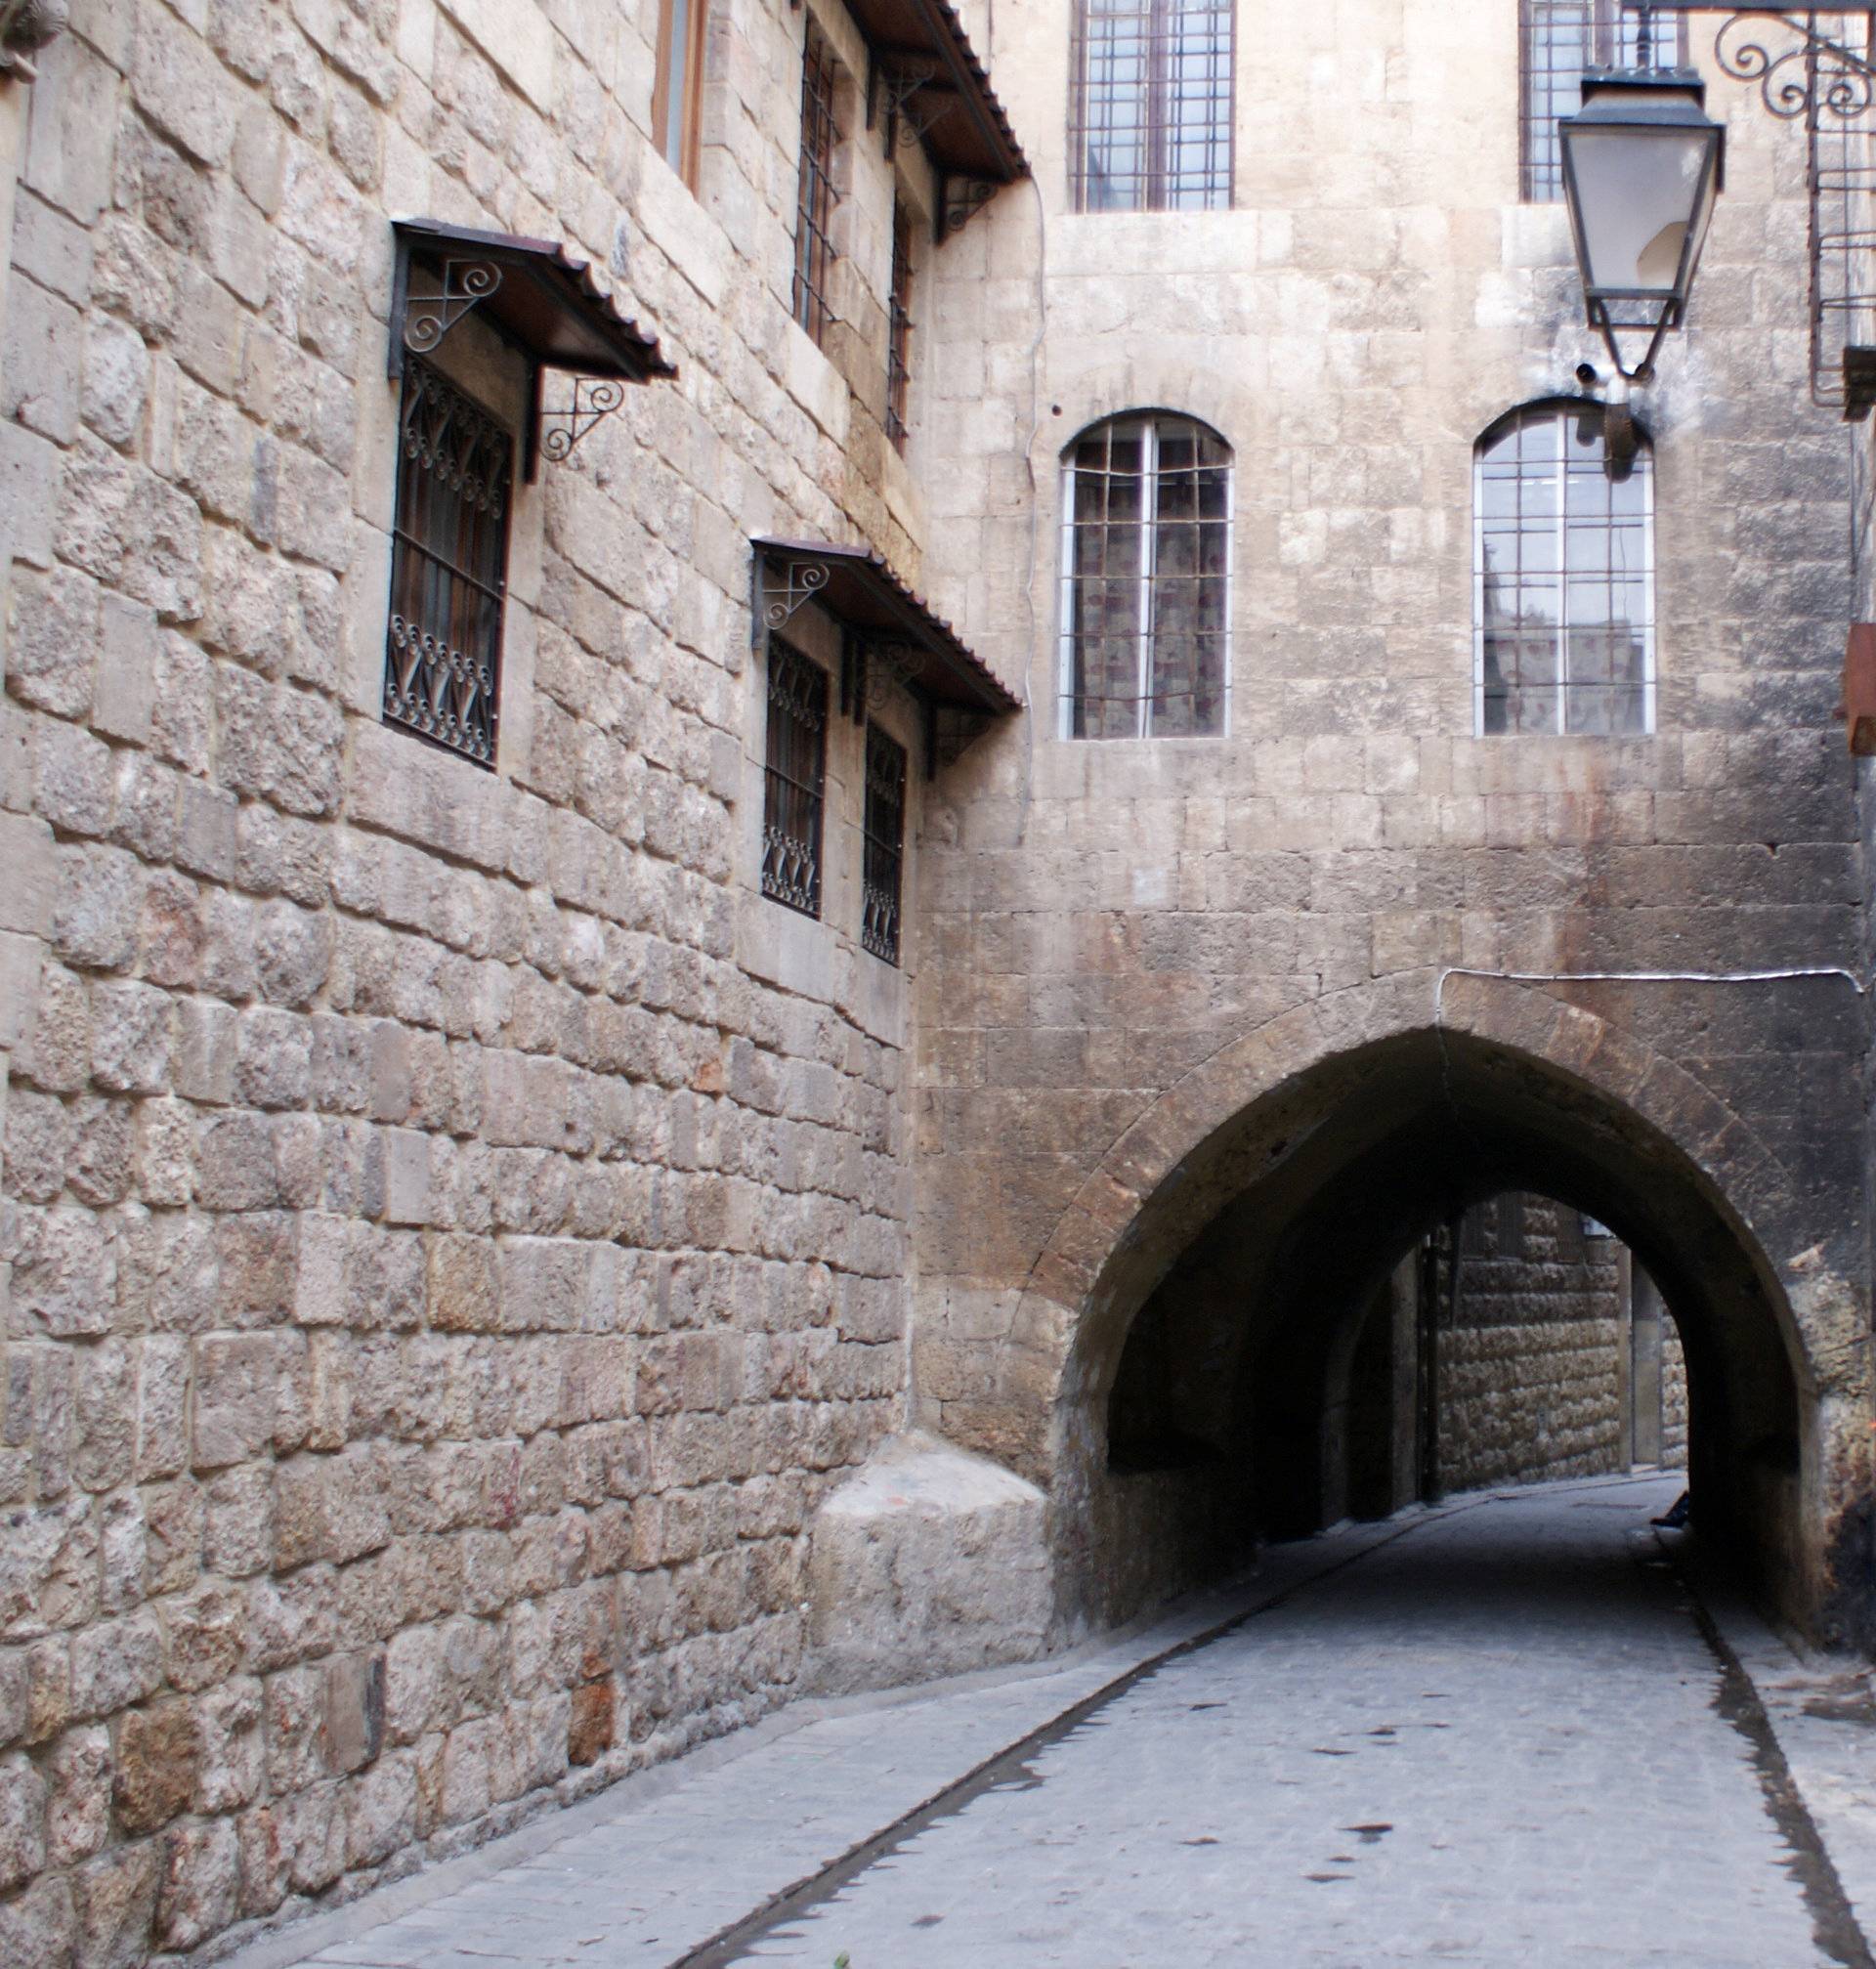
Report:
1558,66,1727,381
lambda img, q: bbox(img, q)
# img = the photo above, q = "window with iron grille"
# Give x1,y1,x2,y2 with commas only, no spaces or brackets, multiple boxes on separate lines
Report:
1475,403,1654,736
886,199,914,451
1071,0,1233,212
762,636,829,916
1520,2,1686,201
792,22,838,344
861,722,907,963
383,356,513,769
1060,413,1231,739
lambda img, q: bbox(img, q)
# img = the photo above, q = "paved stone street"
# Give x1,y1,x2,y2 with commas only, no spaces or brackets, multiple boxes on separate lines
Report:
231,1477,1874,1969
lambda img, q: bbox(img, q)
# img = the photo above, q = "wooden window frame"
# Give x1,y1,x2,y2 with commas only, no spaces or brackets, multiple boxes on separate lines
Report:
653,0,709,187
792,21,839,346
886,198,914,450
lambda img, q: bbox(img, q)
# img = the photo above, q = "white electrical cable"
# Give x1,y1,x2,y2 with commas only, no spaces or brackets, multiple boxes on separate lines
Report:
1433,964,1869,1024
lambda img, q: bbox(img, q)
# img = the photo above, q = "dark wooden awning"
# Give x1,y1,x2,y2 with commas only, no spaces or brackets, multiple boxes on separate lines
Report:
389,221,675,476
390,220,675,384
811,0,1027,236
753,537,1019,716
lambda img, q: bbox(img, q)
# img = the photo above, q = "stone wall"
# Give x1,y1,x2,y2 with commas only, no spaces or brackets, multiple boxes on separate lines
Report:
1441,1196,1627,1494
912,0,1870,1633
0,0,959,1959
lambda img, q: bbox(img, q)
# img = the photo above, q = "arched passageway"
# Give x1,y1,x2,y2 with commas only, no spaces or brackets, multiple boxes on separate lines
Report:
1005,986,1871,1650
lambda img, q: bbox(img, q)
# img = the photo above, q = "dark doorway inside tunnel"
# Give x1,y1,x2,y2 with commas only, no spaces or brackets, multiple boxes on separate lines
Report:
1078,1027,1812,1637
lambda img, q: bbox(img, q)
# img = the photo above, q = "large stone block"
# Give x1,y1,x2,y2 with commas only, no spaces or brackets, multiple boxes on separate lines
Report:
805,1432,1051,1694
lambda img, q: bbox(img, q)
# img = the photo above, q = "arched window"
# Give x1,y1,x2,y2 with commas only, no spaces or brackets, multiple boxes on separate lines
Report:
1060,412,1231,739
1475,403,1654,736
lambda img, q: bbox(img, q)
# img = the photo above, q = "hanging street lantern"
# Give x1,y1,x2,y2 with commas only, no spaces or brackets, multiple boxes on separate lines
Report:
1558,66,1727,383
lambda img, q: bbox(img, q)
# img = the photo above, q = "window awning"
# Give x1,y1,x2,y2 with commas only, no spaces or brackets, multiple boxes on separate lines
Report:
389,220,675,474
753,537,1019,717
820,0,1028,236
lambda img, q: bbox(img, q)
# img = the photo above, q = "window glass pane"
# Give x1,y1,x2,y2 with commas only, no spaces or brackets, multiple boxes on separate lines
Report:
1074,0,1232,212
1477,403,1653,736
1520,2,1686,201
1065,412,1230,739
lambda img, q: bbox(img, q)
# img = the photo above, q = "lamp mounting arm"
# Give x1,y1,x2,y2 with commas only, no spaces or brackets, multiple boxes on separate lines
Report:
1623,7,1876,122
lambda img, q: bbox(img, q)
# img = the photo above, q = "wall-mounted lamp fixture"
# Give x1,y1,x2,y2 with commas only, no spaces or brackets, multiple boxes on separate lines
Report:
1559,66,1727,382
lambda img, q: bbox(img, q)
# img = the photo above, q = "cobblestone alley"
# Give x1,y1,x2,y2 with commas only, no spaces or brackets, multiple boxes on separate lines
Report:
237,1476,1876,1969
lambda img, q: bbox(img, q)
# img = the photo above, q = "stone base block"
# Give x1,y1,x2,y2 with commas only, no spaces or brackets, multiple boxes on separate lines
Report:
806,1432,1052,1694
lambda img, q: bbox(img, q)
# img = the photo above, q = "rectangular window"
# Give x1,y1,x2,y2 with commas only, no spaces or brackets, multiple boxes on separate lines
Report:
861,722,907,964
886,199,914,451
762,636,829,917
653,0,709,186
1072,0,1233,213
383,356,513,769
793,22,838,344
1520,2,1686,201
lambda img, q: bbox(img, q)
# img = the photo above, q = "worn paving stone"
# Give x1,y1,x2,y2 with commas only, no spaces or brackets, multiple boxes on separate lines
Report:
234,1475,1867,1969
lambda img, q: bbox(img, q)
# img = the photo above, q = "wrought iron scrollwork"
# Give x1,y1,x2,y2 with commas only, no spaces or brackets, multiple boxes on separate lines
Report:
938,176,997,241
537,377,626,463
758,555,831,631
1713,11,1876,122
872,59,948,155
401,257,503,357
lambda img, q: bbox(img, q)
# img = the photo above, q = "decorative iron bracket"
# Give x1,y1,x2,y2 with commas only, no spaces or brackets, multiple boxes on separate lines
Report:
936,174,997,242
389,255,503,378
527,374,626,481
755,553,831,642
870,57,949,156
1624,8,1876,122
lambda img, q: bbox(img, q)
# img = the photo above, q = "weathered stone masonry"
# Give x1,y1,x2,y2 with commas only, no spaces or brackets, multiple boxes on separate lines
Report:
0,0,973,1958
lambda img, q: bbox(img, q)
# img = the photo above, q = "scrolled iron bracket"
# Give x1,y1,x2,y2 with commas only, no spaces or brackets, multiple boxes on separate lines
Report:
1713,10,1876,122
537,376,626,465
757,554,831,636
871,59,947,157
401,257,503,359
937,175,997,242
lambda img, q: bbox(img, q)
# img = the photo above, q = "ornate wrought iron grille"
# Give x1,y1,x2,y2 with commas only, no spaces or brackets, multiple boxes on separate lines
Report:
793,23,838,345
762,637,829,917
861,723,907,964
1070,0,1233,212
1475,404,1655,736
1061,414,1231,739
886,200,914,451
1520,1,1687,200
384,357,513,768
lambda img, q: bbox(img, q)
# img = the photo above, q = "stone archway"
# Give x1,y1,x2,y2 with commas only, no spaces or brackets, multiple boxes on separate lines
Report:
908,970,1870,1649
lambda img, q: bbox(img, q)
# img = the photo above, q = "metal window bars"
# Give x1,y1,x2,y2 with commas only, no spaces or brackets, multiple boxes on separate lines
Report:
886,200,914,450
793,23,838,344
383,357,513,768
1795,15,1876,412
1475,404,1655,737
1060,414,1232,739
1071,0,1234,212
861,723,908,964
1520,0,1687,201
762,637,829,917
